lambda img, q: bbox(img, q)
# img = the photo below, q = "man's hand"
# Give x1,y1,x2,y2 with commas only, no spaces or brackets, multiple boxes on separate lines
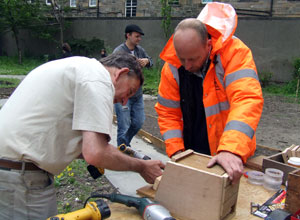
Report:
138,58,149,67
207,151,243,184
139,160,165,184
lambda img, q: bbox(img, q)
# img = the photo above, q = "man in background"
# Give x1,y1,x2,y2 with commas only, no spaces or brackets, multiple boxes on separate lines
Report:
113,24,153,147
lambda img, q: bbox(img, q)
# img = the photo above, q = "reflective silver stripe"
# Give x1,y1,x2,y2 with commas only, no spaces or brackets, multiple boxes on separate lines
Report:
163,129,182,141
224,120,254,139
168,63,180,86
157,94,180,108
205,101,230,117
214,54,225,89
225,69,259,88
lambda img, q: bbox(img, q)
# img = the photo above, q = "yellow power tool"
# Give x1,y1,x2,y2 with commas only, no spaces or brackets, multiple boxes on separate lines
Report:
47,199,111,220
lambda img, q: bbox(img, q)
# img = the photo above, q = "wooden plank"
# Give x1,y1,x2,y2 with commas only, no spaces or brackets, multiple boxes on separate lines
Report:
176,152,226,176
152,175,162,190
171,149,194,162
155,161,224,220
285,169,300,214
245,155,266,171
136,185,155,199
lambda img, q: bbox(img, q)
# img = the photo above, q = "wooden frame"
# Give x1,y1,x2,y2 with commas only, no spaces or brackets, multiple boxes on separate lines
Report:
262,152,299,184
154,150,239,220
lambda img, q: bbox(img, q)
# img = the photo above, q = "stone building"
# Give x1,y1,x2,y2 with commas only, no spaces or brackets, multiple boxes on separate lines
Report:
50,0,300,18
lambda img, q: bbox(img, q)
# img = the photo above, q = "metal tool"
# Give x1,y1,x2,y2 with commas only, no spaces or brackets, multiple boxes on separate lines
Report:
118,143,151,160
90,193,175,220
87,143,151,179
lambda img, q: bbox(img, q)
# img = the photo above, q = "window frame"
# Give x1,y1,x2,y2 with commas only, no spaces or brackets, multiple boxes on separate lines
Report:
125,0,137,17
46,0,52,6
70,0,76,8
201,0,213,4
89,0,97,7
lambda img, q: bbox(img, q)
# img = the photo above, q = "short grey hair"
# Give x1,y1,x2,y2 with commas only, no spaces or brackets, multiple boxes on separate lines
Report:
100,52,144,86
175,18,208,45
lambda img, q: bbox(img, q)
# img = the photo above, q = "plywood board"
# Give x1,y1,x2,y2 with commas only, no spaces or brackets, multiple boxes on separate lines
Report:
155,161,225,220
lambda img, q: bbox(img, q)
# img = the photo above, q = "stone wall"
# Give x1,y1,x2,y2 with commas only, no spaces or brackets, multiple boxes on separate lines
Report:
1,17,300,82
59,0,300,18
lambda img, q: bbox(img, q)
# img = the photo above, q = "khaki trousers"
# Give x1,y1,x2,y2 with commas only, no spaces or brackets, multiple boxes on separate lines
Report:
0,168,57,220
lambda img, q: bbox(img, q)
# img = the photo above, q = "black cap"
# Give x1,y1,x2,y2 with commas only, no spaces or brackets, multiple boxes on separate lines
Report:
125,24,144,35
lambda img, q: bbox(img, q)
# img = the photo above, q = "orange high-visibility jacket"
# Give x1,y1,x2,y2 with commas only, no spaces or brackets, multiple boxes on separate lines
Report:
155,2,264,162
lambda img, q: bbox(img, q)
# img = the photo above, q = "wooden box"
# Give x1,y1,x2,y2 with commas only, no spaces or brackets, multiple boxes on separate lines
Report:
285,169,300,214
154,150,239,220
262,152,299,184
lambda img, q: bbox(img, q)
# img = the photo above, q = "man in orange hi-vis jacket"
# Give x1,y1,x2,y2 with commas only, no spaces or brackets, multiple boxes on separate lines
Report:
155,2,264,184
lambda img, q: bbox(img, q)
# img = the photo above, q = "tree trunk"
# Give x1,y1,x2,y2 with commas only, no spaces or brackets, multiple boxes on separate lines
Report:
12,26,22,64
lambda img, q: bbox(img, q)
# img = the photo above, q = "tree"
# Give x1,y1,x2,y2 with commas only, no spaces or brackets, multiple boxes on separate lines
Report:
0,0,54,64
49,0,72,46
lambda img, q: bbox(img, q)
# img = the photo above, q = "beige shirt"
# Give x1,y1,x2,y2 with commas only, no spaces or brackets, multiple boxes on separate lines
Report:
0,57,114,175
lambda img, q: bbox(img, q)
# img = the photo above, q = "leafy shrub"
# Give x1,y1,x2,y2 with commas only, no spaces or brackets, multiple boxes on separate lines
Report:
293,58,300,79
68,38,105,57
259,71,273,88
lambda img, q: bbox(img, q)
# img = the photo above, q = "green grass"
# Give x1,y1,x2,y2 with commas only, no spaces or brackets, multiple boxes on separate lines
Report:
142,66,161,95
262,78,300,103
0,78,21,88
0,56,44,75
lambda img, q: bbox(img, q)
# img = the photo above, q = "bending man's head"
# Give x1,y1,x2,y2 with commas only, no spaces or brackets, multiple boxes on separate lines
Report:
173,18,211,73
100,52,144,105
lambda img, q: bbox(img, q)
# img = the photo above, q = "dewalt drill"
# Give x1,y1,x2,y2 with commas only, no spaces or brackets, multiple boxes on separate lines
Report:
90,193,176,220
87,143,151,179
47,199,111,220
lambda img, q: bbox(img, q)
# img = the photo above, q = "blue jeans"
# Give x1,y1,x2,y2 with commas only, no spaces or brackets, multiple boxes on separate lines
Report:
114,90,145,147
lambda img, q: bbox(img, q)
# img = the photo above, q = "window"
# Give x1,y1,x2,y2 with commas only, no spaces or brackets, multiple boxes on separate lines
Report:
70,0,76,7
89,0,96,7
125,0,137,17
46,0,51,6
169,0,179,5
202,0,212,3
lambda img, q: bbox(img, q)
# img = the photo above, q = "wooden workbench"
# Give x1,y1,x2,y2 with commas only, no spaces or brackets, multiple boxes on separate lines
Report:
107,169,280,220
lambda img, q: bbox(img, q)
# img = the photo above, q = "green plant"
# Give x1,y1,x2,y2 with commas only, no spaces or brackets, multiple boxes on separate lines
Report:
259,71,273,88
69,38,105,57
0,56,44,75
142,64,162,95
0,78,20,88
161,0,172,38
293,58,300,101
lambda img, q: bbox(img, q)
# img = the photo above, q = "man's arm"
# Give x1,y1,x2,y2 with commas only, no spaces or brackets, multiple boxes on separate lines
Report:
137,46,153,68
81,131,165,183
155,62,185,157
209,40,264,184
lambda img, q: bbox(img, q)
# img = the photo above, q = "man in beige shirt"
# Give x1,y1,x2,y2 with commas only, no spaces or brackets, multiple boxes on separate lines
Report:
0,52,164,219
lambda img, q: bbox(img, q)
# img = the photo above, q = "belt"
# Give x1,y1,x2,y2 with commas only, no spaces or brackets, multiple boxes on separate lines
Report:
0,159,42,171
